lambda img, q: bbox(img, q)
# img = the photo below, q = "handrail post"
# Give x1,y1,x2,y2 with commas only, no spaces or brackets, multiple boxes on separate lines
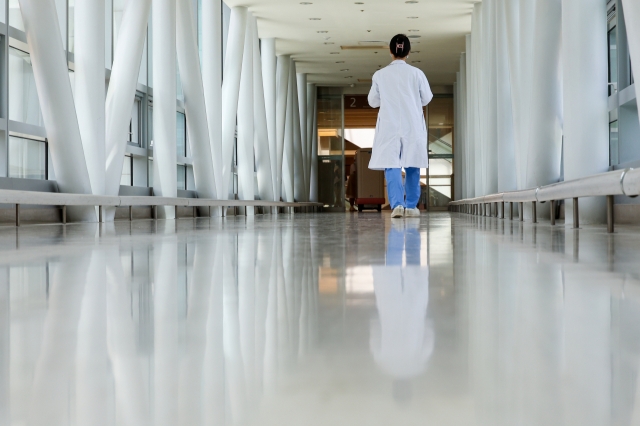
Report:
99,206,103,223
607,195,614,233
573,198,579,229
129,206,133,221
532,201,537,224
62,205,67,224
153,205,158,220
495,202,498,218
509,202,513,220
550,200,556,226
175,205,179,220
501,202,505,219
519,202,524,222
15,204,19,227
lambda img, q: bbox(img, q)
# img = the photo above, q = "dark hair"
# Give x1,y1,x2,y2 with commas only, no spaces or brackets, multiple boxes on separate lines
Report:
390,34,411,58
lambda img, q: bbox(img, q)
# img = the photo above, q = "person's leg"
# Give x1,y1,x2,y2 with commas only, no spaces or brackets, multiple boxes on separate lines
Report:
385,168,406,209
404,167,421,209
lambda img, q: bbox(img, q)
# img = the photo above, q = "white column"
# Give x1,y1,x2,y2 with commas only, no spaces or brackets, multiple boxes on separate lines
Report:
251,18,275,202
525,0,562,198
471,5,484,197
292,64,306,202
177,0,217,204
308,83,318,202
261,38,278,198
202,0,223,201
465,35,475,199
75,0,105,197
282,59,295,202
496,0,517,193
237,13,255,206
277,56,292,202
481,0,498,195
297,73,308,200
152,0,177,218
221,7,247,199
105,0,152,196
459,53,468,199
454,79,462,201
621,0,640,103
18,0,95,221
562,0,609,225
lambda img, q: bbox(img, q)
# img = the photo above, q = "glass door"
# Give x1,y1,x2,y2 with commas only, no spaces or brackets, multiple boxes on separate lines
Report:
426,95,454,210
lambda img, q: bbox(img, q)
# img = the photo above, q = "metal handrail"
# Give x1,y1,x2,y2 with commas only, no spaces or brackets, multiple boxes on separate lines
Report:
0,188,322,226
448,169,636,233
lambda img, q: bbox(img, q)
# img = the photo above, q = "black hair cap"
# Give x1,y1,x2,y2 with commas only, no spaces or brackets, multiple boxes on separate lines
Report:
390,34,411,59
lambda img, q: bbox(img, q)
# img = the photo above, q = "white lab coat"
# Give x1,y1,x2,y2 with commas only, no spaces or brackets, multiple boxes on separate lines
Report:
367,60,433,170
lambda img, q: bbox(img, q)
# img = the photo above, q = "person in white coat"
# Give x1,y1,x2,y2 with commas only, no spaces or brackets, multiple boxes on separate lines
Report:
368,34,434,218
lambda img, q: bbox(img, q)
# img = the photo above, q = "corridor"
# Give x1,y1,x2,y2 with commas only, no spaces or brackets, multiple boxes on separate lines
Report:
1,213,639,425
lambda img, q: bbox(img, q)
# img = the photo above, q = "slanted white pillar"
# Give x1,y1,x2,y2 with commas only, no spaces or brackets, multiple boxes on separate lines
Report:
454,79,461,201
496,0,516,193
282,58,295,202
297,73,308,200
221,7,247,199
202,0,224,201
237,13,255,208
458,53,468,199
292,64,306,202
471,4,484,197
621,0,640,103
465,35,475,199
105,0,152,197
307,83,318,202
75,0,105,197
562,0,609,225
177,0,216,207
152,0,177,218
18,0,95,222
261,38,278,198
276,55,291,202
480,0,498,195
251,18,275,202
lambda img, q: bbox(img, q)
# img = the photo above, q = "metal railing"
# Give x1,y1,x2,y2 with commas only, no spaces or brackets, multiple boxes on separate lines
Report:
0,189,322,226
448,168,640,233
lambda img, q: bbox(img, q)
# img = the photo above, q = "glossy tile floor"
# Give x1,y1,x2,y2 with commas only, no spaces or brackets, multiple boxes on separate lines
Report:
1,212,640,425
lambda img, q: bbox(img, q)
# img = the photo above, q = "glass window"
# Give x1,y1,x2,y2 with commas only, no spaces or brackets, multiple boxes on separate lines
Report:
9,48,44,127
121,155,132,186
608,27,618,96
148,159,153,187
129,99,141,145
68,0,75,54
610,120,619,166
177,165,186,190
9,136,46,180
9,0,24,31
177,112,186,157
317,87,344,210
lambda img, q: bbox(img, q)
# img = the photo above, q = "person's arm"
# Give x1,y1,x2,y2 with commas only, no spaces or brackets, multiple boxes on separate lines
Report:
368,74,381,108
419,72,433,106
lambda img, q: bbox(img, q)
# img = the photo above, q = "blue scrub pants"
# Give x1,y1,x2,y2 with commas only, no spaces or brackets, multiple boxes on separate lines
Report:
385,168,421,209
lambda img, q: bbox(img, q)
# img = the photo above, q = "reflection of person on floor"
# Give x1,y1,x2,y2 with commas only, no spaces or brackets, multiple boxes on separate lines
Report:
370,220,434,403
346,152,358,211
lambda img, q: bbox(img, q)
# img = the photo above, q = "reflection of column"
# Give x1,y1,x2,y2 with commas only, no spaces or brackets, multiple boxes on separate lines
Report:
76,251,107,426
276,227,291,366
252,18,275,202
277,56,292,202
105,0,152,197
263,229,280,390
154,238,179,426
18,0,94,221
221,7,248,199
152,0,177,219
202,0,224,200
562,0,608,225
262,39,279,199
237,14,255,206
106,249,149,426
238,231,256,407
180,238,216,426
0,267,8,426
28,256,90,425
203,237,226,426
75,0,105,198
282,225,297,357
255,229,274,394
176,0,217,202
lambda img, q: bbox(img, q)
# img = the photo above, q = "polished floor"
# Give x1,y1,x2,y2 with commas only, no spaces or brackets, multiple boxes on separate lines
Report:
1,212,640,425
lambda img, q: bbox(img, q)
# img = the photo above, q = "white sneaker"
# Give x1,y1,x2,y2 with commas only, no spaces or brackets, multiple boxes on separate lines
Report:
405,208,420,217
391,206,405,218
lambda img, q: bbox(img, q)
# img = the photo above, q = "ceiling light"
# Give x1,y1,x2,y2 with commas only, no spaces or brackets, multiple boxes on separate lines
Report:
330,52,340,54
408,16,419,19
317,30,328,33
355,1,364,3
309,18,321,20
336,61,345,63
408,35,421,39
411,51,420,53
413,60,421,63
324,42,334,45
300,2,313,4
345,76,353,78
341,69,349,71
408,29,419,32
405,0,418,3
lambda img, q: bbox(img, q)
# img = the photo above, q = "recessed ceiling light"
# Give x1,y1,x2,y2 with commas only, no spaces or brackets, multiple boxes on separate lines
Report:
309,18,321,20
330,52,340,54
300,1,313,4
408,35,421,38
355,1,364,3
408,29,420,32
341,69,349,71
408,16,419,19
405,0,418,3
413,60,421,63
336,61,345,63
345,76,353,78
411,51,420,53
317,30,328,33
324,42,334,45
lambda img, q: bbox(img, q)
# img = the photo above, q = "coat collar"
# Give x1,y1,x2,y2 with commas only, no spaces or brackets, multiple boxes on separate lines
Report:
391,59,407,65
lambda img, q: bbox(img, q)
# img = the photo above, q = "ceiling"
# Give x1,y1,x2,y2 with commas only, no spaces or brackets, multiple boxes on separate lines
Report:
224,0,473,87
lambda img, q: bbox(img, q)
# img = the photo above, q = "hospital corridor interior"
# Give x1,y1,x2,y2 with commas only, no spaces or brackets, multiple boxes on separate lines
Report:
2,0,640,425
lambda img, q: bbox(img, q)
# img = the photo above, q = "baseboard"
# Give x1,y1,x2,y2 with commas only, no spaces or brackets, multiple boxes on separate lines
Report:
614,204,640,225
